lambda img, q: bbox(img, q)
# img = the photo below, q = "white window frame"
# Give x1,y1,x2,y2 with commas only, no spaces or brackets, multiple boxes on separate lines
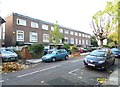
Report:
16,30,24,41
64,30,69,34
70,38,74,44
82,39,84,44
70,31,74,35
42,24,48,30
79,33,81,36
16,18,26,26
75,32,78,36
64,37,68,44
43,34,49,42
76,38,78,44
59,39,62,43
51,26,54,31
79,39,81,44
29,32,38,42
31,22,38,28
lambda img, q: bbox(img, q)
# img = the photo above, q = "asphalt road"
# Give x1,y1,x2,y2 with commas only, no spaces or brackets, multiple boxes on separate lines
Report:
1,55,118,86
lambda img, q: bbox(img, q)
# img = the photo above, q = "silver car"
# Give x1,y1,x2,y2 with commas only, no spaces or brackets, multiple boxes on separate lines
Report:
0,48,18,61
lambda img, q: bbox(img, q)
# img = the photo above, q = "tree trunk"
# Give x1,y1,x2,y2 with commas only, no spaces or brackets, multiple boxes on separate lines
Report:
100,40,103,48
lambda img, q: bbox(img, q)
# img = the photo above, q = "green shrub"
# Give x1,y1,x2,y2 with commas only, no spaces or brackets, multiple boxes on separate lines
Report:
108,42,115,48
29,43,44,58
71,46,79,53
62,44,70,49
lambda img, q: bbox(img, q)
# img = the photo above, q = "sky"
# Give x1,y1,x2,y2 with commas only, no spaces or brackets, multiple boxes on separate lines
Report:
0,0,111,35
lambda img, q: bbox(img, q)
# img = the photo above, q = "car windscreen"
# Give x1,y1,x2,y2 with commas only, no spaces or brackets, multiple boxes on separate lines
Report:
90,50,106,57
1,50,14,54
51,51,57,54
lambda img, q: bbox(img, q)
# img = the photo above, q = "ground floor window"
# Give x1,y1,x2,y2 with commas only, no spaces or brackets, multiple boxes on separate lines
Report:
29,32,38,42
16,30,24,41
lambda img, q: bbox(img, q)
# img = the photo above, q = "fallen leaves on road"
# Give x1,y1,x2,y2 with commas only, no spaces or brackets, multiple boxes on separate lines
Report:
2,62,27,73
97,77,107,84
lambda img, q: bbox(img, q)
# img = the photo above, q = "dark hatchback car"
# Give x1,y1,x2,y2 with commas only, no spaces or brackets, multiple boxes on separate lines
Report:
83,49,115,70
111,48,120,58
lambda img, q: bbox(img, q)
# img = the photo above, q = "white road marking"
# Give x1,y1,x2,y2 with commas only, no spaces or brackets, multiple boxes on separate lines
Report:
0,80,4,83
41,80,44,83
17,65,61,78
69,68,79,76
78,77,82,79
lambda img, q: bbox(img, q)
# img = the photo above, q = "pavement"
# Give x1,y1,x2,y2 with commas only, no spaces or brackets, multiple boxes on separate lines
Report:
103,64,120,86
25,52,90,64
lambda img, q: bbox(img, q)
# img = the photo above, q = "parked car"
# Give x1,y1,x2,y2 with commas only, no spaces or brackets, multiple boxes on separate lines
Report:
111,48,120,58
64,48,71,55
0,48,18,61
44,49,49,55
81,48,88,52
83,49,115,70
78,48,84,53
42,49,69,62
78,47,88,53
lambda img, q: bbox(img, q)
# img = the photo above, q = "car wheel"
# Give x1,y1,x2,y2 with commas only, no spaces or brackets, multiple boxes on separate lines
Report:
52,57,56,62
65,55,69,60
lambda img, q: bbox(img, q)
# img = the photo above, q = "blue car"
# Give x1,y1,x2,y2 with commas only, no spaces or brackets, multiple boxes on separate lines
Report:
83,49,115,70
111,48,120,58
42,49,69,62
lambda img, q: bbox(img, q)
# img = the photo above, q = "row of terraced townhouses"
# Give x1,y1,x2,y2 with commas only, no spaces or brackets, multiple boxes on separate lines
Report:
4,13,91,48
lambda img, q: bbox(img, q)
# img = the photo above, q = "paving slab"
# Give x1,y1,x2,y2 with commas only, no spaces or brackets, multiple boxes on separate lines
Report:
26,59,42,64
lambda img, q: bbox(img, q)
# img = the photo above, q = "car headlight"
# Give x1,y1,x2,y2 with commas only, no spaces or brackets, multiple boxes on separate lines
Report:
42,56,50,59
98,60,105,64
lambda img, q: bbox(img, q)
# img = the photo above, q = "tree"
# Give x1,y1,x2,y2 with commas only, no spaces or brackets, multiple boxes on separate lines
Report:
91,1,118,48
90,36,98,47
50,21,63,47
104,1,120,45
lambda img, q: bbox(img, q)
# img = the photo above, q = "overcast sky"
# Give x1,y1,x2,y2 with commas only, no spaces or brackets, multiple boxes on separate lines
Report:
0,0,111,34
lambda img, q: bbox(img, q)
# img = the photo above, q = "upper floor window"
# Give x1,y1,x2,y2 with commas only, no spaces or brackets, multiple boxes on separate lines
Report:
88,35,90,38
51,26,54,31
64,30,69,34
42,24,48,30
70,38,74,44
17,18,26,26
70,31,74,35
75,32,78,36
60,28,63,33
82,34,84,37
16,30,24,41
29,32,38,42
31,22,38,28
79,33,81,36
43,34,49,42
